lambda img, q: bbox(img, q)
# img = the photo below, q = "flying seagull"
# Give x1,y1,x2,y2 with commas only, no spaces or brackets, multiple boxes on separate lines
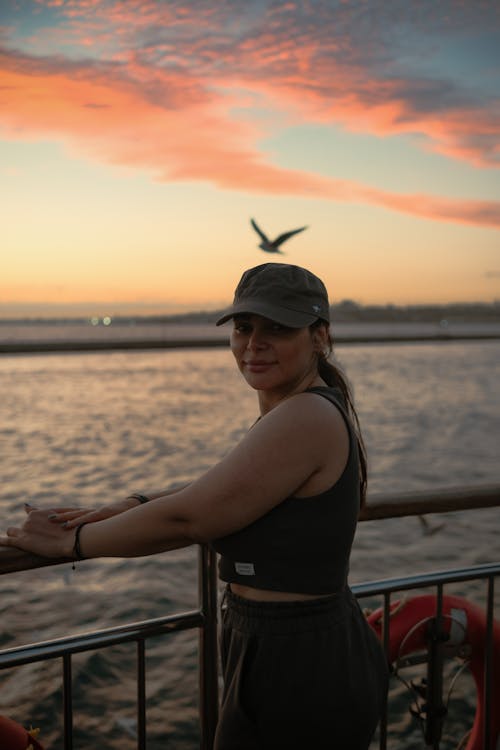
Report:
251,218,308,254
418,515,445,536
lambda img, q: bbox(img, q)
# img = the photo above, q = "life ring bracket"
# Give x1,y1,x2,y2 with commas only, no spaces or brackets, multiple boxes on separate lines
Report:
367,593,500,750
396,642,472,671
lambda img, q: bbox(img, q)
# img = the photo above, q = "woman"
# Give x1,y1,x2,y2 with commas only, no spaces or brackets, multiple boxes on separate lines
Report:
1,262,388,749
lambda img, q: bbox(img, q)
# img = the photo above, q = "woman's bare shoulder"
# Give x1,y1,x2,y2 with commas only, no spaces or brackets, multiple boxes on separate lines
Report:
262,389,347,438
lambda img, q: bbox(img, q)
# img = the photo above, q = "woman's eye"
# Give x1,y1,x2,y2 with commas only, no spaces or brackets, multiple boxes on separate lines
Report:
270,323,292,334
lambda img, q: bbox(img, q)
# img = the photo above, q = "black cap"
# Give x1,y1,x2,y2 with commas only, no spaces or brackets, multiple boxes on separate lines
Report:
216,263,330,327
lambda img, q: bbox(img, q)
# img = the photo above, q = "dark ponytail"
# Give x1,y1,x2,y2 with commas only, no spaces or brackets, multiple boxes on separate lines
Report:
311,321,367,509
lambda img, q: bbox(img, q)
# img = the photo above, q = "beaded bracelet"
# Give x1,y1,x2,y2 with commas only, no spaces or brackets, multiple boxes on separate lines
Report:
73,523,87,561
128,493,151,504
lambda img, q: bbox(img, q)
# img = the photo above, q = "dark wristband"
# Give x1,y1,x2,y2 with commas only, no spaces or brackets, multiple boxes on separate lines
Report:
128,493,151,504
73,523,87,560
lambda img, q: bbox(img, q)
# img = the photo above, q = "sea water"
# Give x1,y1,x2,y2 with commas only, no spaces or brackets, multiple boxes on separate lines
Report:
1,339,499,748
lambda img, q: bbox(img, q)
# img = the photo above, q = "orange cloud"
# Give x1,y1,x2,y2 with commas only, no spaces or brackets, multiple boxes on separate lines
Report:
19,1,499,169
230,50,500,169
2,0,500,234
1,45,499,229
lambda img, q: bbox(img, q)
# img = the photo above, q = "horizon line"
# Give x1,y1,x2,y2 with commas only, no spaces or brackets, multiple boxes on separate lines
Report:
1,298,499,323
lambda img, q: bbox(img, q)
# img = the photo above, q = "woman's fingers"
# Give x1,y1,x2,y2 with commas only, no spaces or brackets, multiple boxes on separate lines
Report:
60,500,138,529
0,526,25,548
26,499,136,528
2,526,21,541
1,511,75,557
1,499,135,551
48,509,89,523
1,510,80,550
63,509,107,528
24,506,84,522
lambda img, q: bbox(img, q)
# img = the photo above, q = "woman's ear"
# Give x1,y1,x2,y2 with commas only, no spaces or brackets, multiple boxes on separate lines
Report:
311,323,329,353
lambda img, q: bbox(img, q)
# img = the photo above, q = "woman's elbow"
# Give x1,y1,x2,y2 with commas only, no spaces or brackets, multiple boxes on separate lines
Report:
172,513,212,545
187,520,213,545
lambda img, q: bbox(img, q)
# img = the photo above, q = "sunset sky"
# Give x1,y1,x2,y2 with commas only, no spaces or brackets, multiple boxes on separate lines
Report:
1,0,499,316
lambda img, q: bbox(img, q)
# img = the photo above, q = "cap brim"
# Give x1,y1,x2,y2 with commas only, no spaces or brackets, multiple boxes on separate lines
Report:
215,300,320,327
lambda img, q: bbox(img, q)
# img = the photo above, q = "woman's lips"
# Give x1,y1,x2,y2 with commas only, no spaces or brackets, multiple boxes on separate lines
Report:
244,360,276,372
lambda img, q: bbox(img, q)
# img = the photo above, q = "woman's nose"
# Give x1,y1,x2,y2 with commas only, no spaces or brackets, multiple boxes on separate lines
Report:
246,331,267,350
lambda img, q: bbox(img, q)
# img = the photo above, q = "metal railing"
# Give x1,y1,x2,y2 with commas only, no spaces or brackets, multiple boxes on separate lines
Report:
0,546,219,750
353,561,499,750
1,485,499,749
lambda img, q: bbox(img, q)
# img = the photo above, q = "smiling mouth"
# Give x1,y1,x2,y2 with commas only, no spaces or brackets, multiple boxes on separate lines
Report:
244,360,276,369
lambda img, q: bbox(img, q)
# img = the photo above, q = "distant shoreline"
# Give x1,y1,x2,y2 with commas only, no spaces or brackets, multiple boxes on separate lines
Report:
2,331,500,355
1,300,499,326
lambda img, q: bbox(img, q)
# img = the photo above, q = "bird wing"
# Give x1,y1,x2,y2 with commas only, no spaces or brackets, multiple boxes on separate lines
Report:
250,218,269,243
273,226,308,246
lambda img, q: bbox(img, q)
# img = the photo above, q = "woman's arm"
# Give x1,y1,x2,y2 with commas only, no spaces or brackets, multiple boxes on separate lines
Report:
0,393,347,560
47,484,190,529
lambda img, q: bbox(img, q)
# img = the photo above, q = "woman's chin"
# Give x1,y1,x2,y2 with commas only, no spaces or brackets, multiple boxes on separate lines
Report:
242,372,279,391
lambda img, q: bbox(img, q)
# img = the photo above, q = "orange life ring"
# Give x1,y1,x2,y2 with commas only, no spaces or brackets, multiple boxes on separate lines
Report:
0,715,45,750
367,594,500,750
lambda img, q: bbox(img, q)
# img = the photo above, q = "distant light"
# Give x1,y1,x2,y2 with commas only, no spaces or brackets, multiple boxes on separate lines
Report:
103,316,112,326
90,317,99,326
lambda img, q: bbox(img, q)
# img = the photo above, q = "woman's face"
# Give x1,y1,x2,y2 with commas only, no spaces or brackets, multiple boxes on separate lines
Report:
230,314,326,399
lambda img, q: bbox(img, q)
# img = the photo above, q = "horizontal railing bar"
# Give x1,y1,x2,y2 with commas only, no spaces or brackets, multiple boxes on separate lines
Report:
3,563,498,671
1,332,499,355
1,485,499,576
0,549,73,575
352,561,500,598
361,484,500,520
0,609,203,669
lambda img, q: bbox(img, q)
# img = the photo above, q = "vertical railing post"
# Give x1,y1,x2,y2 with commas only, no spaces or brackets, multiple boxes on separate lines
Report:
137,639,146,750
198,544,219,750
62,653,73,750
483,576,495,749
379,592,391,750
424,584,447,749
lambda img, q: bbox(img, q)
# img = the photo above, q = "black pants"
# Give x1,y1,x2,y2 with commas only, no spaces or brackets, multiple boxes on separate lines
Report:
214,587,388,750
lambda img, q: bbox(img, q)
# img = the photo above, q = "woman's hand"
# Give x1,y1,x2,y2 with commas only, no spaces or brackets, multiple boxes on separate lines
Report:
0,507,76,559
46,497,140,529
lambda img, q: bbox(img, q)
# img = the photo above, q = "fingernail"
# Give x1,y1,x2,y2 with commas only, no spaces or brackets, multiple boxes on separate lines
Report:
62,521,69,528
48,513,57,519
24,503,32,508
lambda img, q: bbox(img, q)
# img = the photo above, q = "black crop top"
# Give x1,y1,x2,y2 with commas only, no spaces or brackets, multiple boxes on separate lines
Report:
212,387,360,595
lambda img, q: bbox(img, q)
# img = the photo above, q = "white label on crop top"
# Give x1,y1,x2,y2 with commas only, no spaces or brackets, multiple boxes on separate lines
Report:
235,562,255,576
